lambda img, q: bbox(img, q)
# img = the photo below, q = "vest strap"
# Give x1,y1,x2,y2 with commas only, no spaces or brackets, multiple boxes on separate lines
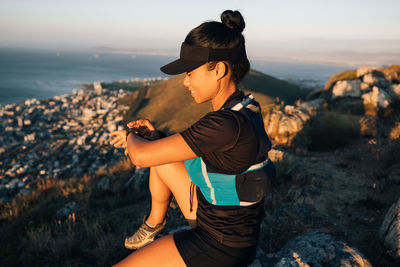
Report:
246,157,270,172
230,94,254,111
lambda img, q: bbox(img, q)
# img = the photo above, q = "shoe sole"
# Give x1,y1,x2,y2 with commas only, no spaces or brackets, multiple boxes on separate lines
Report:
124,237,155,250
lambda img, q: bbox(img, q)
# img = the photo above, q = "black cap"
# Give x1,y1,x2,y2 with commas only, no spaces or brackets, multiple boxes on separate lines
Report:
160,43,246,75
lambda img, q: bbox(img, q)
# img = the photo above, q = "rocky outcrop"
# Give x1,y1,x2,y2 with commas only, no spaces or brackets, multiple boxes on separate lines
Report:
264,99,325,145
379,197,400,261
264,231,372,266
332,79,362,99
327,65,400,116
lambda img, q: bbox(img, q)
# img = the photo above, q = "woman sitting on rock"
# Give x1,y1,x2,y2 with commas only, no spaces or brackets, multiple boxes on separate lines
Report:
110,10,275,267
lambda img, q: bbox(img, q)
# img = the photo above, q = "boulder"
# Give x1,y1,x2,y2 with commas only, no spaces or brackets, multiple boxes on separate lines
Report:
379,197,400,260
276,115,304,144
361,86,391,114
360,82,370,92
298,98,325,115
264,231,372,266
269,149,284,162
389,84,400,101
265,106,311,145
363,73,378,86
357,66,373,78
363,71,391,88
383,70,399,82
332,80,362,99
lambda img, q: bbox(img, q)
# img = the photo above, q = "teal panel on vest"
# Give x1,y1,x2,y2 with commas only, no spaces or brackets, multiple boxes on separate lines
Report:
207,172,239,205
184,157,240,206
184,157,213,203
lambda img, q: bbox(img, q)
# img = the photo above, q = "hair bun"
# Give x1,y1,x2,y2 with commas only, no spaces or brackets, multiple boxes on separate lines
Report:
221,10,245,32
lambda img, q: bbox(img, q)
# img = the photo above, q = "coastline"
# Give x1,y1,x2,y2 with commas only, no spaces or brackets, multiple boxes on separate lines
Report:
0,86,131,202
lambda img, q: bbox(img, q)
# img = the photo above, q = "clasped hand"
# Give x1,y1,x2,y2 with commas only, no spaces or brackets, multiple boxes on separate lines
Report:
109,119,159,156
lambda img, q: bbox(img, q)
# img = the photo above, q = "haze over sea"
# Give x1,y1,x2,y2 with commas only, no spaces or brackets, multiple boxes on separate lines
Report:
0,46,351,106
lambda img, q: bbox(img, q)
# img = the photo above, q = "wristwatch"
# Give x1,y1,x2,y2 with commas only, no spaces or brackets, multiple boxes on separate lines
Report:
126,128,139,140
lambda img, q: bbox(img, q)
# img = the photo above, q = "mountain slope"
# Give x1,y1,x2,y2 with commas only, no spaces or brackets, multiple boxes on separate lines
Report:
119,70,307,133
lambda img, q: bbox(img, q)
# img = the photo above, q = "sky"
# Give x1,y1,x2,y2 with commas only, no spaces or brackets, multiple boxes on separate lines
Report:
1,0,399,65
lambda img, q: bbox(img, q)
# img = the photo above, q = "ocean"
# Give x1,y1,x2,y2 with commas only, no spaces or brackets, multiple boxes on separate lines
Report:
0,46,350,106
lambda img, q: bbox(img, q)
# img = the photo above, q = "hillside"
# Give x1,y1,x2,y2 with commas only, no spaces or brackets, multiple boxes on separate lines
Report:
4,67,400,266
118,69,307,133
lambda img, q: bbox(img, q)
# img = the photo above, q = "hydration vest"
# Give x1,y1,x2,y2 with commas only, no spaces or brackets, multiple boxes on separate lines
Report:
184,94,275,206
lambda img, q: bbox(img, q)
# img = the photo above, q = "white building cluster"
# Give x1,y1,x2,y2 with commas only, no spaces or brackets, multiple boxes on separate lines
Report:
0,86,131,202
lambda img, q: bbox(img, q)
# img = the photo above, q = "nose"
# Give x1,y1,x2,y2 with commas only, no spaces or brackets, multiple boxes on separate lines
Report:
183,74,190,87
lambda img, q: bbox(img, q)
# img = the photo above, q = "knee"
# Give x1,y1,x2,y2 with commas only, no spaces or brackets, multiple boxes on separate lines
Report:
152,162,184,179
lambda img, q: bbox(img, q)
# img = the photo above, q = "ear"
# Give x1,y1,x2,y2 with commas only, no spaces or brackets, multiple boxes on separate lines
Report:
214,62,228,80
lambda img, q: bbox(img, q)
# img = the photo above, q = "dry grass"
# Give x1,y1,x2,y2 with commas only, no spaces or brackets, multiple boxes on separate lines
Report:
324,70,357,90
0,158,142,266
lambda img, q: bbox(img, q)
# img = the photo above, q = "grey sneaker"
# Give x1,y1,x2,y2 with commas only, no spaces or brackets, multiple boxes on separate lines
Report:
124,216,166,250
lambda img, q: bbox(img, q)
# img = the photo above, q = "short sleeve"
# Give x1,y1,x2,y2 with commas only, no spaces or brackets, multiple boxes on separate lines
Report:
180,110,240,157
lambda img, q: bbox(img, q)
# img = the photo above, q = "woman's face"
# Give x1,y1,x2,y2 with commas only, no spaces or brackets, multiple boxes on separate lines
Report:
183,64,218,104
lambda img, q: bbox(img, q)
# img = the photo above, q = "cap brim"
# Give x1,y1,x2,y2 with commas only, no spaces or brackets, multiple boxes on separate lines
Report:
160,58,205,75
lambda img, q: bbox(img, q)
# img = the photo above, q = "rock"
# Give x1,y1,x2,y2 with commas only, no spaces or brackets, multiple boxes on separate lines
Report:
389,84,400,101
383,70,399,82
269,149,284,162
264,231,372,266
360,82,370,92
356,66,373,78
389,122,400,140
56,201,78,219
277,115,304,143
359,115,377,137
265,106,310,145
363,73,377,86
379,197,400,260
298,98,325,115
284,105,295,115
265,112,282,141
332,80,362,99
362,86,391,115
97,177,111,192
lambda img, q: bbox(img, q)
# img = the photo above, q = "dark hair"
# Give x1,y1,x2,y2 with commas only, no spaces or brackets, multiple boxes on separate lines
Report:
184,10,250,83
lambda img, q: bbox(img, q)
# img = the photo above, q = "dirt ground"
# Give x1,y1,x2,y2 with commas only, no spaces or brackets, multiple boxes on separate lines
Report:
259,134,400,266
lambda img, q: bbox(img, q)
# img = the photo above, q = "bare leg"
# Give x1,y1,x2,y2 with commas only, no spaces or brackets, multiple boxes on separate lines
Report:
146,162,197,226
114,234,185,267
146,167,172,225
117,162,197,266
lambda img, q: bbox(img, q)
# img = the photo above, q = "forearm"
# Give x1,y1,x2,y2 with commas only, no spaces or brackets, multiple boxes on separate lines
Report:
126,132,151,167
126,133,196,167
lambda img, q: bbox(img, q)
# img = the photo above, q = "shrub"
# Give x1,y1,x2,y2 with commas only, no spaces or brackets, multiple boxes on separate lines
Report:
294,111,360,151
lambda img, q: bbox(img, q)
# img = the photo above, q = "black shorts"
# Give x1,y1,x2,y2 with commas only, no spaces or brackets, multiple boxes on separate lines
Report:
173,227,257,267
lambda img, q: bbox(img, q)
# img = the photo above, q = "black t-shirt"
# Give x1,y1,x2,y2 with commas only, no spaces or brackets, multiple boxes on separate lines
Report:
180,90,269,248
181,90,258,174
